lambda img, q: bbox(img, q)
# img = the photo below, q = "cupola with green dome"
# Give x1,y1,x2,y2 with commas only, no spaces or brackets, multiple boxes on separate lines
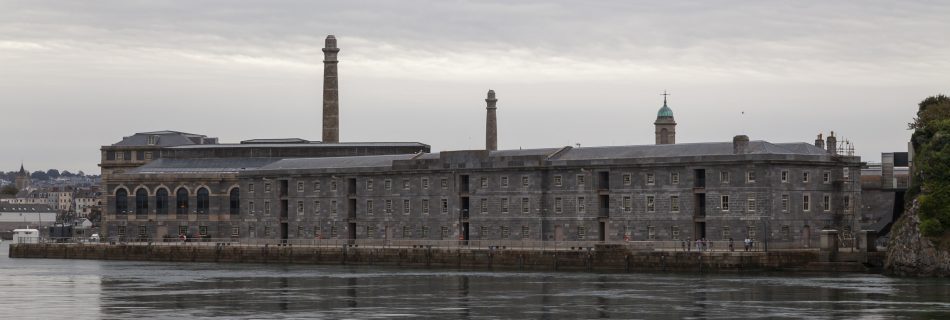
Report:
654,91,677,145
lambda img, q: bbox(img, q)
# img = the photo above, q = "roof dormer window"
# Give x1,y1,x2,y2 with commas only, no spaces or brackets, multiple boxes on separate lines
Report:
147,135,159,145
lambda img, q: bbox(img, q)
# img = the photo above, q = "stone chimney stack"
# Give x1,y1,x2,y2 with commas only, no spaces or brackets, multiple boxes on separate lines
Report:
322,35,340,143
733,135,749,154
826,131,837,155
815,133,825,149
485,90,498,151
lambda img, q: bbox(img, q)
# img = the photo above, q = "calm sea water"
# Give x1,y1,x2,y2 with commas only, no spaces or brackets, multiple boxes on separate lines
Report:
1,242,949,319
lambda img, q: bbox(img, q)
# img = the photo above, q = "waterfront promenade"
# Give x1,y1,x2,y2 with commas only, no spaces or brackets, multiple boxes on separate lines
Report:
9,238,883,273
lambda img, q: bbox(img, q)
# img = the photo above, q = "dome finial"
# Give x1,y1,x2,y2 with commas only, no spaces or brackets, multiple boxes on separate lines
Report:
661,90,669,107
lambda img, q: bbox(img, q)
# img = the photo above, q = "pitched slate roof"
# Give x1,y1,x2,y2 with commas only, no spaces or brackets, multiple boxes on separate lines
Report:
126,158,280,174
168,142,430,149
112,131,210,147
553,141,828,161
257,154,417,171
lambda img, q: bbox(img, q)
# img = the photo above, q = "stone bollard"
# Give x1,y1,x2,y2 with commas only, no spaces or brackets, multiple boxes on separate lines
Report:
819,229,839,262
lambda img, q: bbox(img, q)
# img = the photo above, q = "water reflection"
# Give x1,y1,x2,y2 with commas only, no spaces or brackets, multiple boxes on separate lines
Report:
1,243,949,319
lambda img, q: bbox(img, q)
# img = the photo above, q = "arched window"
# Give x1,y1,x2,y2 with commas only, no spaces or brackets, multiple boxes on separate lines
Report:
156,188,169,215
115,189,128,214
197,187,210,214
229,188,240,215
135,189,148,215
176,188,189,215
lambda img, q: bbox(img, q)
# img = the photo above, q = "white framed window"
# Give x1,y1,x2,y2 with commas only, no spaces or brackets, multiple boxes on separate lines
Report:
115,152,125,161
402,179,410,190
264,201,271,214
501,226,510,239
576,197,586,213
147,135,158,145
249,201,255,212
248,183,255,193
422,178,429,189
803,172,810,183
554,197,563,214
721,226,731,241
748,225,757,239
366,200,374,215
313,200,321,214
441,178,448,189
554,175,562,187
671,172,679,184
331,200,337,214
264,183,271,193
844,195,852,212
781,170,788,183
481,198,488,214
803,194,811,211
479,226,488,240
422,199,430,214
623,196,632,212
330,180,337,191
781,226,790,240
231,226,240,238
720,171,730,184
501,198,509,214
441,226,449,239
781,195,789,212
403,199,411,215
385,200,393,214
623,174,632,185
501,176,509,188
521,197,530,214
823,194,831,211
747,196,756,212
823,171,831,184
441,198,448,214
576,174,586,187
366,179,374,191
671,196,680,212
843,168,851,179
747,171,756,183
297,181,304,192
647,226,656,240
479,177,487,188
522,176,529,187
577,226,586,240
296,201,304,214
313,181,320,192
384,179,392,190
646,195,655,212
646,173,655,185
721,195,730,211
522,226,530,240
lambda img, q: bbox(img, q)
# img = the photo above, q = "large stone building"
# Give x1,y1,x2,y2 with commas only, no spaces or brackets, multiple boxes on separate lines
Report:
100,35,863,247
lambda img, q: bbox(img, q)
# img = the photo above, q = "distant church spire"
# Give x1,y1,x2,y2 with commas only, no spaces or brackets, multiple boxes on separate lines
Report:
654,90,677,145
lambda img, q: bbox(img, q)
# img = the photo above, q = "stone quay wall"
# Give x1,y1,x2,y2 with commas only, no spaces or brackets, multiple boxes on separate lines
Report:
9,243,882,273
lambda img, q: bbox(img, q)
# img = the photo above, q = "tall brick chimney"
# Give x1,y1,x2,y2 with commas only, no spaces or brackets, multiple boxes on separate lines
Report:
815,133,825,149
322,35,340,143
486,89,498,151
733,135,749,154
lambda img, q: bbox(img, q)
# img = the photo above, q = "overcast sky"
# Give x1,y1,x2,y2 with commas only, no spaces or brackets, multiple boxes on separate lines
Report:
1,0,948,173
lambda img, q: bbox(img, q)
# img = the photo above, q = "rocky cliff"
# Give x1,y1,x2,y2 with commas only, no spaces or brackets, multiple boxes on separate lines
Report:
885,200,950,277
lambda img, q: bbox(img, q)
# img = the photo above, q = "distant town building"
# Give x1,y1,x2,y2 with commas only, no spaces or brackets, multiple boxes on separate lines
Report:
15,164,31,191
0,203,57,231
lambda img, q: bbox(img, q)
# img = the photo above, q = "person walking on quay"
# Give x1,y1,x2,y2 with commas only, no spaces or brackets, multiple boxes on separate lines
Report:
686,237,692,252
695,238,702,252
681,239,686,252
744,238,751,251
729,238,735,252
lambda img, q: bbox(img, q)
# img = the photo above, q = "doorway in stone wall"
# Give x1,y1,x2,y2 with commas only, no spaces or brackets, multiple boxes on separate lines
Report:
802,225,811,248
554,225,564,241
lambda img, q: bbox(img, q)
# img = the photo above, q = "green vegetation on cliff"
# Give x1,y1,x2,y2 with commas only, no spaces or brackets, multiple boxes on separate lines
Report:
909,94,950,237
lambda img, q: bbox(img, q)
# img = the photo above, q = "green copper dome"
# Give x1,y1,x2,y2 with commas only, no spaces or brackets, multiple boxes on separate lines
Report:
657,101,674,118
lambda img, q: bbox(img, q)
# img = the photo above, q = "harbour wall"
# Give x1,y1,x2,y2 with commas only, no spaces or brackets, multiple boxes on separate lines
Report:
9,243,883,273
